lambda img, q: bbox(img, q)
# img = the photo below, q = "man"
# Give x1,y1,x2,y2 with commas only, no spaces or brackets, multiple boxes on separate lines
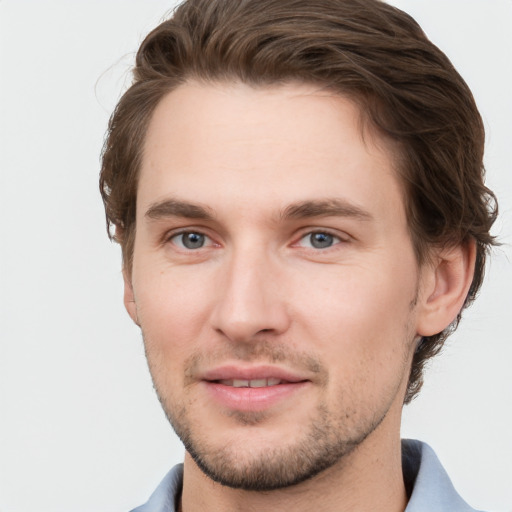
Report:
99,0,497,510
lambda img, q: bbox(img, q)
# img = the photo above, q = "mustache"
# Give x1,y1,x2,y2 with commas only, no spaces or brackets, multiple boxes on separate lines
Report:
182,340,327,384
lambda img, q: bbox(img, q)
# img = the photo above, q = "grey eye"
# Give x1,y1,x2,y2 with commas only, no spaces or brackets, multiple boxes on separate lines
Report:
174,232,206,249
296,231,342,250
309,232,335,249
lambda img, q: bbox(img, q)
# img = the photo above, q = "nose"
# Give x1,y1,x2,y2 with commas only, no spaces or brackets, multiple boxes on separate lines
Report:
210,246,291,343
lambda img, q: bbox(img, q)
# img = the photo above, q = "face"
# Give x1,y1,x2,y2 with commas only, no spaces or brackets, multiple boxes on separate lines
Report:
126,82,428,490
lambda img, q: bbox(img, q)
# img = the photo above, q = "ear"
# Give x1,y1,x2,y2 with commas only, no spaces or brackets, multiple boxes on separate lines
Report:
416,240,476,337
123,268,140,326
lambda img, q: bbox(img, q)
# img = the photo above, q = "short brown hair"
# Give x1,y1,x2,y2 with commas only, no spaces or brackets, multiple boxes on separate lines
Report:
100,0,498,402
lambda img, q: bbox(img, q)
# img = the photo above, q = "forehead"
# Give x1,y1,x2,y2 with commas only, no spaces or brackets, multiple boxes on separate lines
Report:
138,81,405,224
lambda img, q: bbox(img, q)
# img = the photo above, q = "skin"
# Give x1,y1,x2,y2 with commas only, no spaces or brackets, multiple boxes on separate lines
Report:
124,81,475,512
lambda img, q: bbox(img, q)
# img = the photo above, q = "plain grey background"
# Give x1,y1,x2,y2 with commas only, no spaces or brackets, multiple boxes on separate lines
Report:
1,1,511,511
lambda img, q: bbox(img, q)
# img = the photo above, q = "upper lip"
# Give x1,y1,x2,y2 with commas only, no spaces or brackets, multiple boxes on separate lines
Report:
200,365,309,383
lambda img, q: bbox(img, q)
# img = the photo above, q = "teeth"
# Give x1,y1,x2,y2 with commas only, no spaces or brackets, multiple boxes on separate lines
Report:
219,378,283,388
250,379,267,388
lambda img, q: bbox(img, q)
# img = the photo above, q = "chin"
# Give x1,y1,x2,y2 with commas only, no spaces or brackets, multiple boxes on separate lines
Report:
167,401,382,491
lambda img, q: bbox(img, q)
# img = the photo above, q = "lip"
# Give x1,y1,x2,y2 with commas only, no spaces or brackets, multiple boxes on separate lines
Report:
201,364,309,383
200,364,311,412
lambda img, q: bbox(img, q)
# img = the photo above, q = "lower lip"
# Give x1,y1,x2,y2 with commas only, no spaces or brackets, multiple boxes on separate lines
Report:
203,381,310,412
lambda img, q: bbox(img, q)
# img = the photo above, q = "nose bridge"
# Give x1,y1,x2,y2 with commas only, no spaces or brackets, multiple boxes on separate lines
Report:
211,239,289,342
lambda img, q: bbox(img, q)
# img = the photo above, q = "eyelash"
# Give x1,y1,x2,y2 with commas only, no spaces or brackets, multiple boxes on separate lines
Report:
294,230,346,250
165,228,349,252
166,230,217,250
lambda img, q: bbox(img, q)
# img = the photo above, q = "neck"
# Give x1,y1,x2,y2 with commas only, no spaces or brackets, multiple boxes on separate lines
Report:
180,426,407,512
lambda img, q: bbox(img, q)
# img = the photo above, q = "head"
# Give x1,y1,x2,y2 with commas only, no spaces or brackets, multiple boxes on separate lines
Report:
100,0,497,490
101,0,497,402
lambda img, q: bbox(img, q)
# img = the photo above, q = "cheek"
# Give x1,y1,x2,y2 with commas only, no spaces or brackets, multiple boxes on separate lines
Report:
293,271,416,423
290,261,417,375
133,265,215,360
296,261,416,328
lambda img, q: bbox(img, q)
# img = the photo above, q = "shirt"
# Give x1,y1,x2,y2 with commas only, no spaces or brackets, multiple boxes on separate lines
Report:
130,439,483,512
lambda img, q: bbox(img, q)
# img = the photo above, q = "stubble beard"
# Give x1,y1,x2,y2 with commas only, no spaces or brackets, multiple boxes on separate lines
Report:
145,342,397,492
168,400,383,491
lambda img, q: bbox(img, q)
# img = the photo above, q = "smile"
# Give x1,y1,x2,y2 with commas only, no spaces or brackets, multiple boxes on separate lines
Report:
199,365,312,411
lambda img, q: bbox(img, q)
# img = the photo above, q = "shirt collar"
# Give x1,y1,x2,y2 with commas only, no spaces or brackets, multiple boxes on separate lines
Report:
403,439,481,512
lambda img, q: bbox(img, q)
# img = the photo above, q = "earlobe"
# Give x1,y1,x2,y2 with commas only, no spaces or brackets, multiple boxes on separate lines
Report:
416,240,476,337
123,268,140,326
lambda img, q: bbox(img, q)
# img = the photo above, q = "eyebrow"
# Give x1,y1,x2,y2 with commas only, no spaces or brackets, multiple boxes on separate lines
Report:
145,199,215,221
144,197,373,223
281,199,373,221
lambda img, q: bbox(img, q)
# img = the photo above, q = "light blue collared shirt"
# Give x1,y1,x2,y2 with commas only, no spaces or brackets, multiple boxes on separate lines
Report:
131,440,483,511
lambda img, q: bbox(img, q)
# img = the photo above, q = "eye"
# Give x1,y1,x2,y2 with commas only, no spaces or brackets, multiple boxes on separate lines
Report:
297,231,342,249
170,231,211,250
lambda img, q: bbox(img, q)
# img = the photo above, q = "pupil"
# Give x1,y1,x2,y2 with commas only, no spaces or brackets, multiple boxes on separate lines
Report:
183,232,204,249
311,232,333,249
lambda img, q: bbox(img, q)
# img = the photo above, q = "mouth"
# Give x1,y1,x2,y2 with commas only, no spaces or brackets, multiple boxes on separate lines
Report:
200,366,311,412
202,365,308,386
